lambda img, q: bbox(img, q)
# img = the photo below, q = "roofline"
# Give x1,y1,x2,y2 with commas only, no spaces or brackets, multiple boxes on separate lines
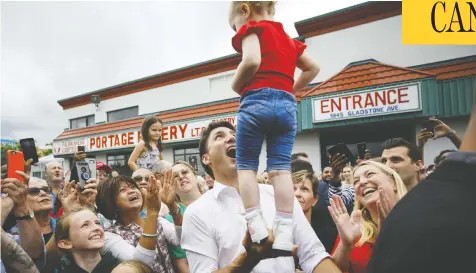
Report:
294,1,373,26
408,55,476,70
57,36,307,109
294,1,402,38
57,53,240,104
301,59,436,97
56,2,402,109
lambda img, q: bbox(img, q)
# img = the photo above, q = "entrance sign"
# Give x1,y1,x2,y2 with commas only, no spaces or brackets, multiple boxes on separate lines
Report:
53,115,237,155
312,83,422,123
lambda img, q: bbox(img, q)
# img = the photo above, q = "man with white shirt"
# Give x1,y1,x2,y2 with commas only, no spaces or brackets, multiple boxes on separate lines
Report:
181,121,341,273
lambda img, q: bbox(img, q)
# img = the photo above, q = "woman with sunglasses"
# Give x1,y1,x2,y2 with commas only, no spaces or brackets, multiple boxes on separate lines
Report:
7,177,56,243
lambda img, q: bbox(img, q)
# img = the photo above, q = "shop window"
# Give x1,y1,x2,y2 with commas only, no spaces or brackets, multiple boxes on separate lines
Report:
107,154,131,177
70,115,95,129
173,146,203,175
107,106,139,122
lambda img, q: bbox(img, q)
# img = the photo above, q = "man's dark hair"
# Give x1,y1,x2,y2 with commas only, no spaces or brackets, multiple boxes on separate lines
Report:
382,138,422,162
291,152,309,161
199,121,236,179
291,159,314,174
434,149,457,165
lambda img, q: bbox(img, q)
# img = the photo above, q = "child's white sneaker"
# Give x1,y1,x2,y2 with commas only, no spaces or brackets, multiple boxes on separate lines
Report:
245,209,269,243
272,218,293,251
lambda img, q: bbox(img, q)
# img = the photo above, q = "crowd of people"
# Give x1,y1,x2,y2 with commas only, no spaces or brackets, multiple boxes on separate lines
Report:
2,99,475,273
2,1,476,273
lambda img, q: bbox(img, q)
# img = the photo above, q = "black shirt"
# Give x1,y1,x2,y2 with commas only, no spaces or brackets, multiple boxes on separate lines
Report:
61,252,120,273
367,152,476,273
311,180,338,253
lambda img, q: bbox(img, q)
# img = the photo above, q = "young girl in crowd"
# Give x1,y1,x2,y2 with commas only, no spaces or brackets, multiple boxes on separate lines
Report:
129,116,164,172
55,207,120,273
228,1,320,251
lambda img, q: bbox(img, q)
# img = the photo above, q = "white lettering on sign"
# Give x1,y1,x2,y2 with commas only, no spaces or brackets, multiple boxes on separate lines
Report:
53,138,87,155
53,115,238,155
312,84,422,123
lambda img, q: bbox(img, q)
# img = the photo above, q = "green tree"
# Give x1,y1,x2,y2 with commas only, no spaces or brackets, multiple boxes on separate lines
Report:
1,143,21,164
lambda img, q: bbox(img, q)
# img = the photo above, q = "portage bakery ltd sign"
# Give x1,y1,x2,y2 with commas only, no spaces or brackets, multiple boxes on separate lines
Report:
53,115,237,155
312,83,422,123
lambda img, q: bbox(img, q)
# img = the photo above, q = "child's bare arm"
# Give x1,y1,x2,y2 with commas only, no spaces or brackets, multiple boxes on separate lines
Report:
294,52,320,93
128,141,145,171
232,33,261,94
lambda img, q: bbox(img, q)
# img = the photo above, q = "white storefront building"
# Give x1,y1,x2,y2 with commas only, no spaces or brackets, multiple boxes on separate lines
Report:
53,2,476,176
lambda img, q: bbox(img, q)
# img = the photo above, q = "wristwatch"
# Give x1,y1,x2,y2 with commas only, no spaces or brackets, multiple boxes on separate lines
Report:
15,209,34,220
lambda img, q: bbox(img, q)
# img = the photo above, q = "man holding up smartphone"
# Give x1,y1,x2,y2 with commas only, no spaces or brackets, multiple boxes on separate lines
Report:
417,117,462,163
312,149,355,253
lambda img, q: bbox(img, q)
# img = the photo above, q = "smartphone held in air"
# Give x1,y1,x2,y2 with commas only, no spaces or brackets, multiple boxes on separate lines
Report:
327,143,354,164
77,145,85,152
7,151,25,182
357,143,367,159
423,118,438,134
20,138,39,164
75,158,96,188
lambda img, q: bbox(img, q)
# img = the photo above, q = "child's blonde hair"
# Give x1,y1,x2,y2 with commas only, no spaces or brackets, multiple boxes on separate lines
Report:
232,1,277,16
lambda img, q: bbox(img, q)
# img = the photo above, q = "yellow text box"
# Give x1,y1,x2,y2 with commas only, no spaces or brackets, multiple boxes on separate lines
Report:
403,0,476,44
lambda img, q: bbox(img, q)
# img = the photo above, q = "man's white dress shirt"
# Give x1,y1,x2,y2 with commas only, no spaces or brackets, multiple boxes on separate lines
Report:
181,181,329,273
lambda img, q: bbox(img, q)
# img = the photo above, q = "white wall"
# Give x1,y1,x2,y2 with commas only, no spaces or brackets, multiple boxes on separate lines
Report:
63,70,239,128
293,131,321,172
96,154,107,165
62,15,476,131
162,147,174,164
255,131,321,174
416,119,468,165
305,16,476,83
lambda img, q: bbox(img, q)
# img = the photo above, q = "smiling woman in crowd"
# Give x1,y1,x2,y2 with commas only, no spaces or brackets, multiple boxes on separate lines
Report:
96,175,181,272
162,160,203,273
55,207,120,273
292,170,319,224
8,177,56,244
329,161,407,273
340,166,353,186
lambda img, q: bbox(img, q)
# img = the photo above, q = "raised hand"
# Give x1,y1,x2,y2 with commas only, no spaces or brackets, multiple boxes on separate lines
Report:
59,181,80,213
1,171,31,216
376,187,397,229
77,178,98,208
328,195,362,247
142,175,162,212
431,118,452,139
160,169,177,208
417,128,433,147
329,154,348,181
232,228,299,271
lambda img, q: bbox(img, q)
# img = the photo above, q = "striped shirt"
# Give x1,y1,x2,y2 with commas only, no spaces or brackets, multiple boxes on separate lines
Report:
328,182,355,209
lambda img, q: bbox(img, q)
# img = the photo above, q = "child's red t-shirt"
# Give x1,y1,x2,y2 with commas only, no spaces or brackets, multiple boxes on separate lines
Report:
232,20,307,95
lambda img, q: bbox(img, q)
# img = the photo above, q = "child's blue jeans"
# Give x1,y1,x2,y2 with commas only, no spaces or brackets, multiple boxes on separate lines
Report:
236,88,297,172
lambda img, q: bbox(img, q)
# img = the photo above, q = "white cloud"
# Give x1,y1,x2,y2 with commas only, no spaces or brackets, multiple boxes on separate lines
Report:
1,1,365,145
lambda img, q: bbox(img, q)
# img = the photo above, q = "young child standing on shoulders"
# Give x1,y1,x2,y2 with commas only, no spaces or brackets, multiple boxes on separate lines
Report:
228,1,320,252
128,116,164,172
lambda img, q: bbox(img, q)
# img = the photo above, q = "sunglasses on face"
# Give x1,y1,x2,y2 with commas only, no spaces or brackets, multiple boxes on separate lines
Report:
28,186,51,196
133,176,149,183
98,172,109,177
